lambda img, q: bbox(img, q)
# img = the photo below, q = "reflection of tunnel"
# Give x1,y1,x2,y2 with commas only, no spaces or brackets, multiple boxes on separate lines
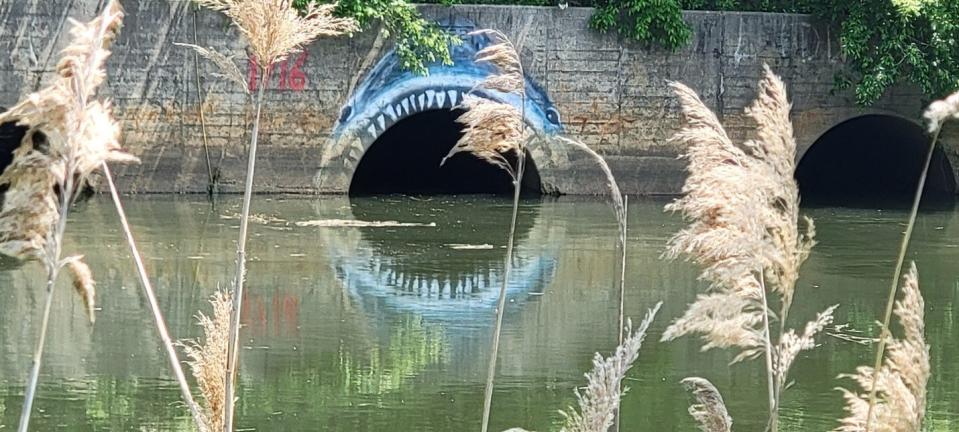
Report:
348,109,541,196
796,115,956,206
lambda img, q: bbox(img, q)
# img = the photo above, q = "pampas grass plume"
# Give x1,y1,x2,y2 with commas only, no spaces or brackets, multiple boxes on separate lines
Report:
559,302,661,432
682,377,732,432
193,0,358,67
65,256,96,324
183,291,233,432
835,263,929,432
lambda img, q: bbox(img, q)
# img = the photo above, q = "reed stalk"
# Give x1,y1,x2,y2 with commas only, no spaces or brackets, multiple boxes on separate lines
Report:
617,196,628,345
102,162,209,432
438,28,529,432
192,5,216,196
862,131,937,432
184,3,357,429
480,151,525,432
860,91,958,431
613,196,627,432
18,157,77,432
222,66,267,432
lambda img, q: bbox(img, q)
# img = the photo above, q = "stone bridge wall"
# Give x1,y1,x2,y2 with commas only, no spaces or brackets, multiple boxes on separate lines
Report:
1,1,955,194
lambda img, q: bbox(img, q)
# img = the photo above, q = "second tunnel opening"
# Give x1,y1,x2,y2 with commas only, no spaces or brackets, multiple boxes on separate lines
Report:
795,115,956,207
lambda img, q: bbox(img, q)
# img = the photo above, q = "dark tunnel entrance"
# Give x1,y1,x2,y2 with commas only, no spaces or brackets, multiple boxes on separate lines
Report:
348,109,541,196
795,115,956,207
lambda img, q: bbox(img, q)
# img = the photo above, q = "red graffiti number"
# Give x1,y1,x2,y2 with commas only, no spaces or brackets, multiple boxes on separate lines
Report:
248,51,309,92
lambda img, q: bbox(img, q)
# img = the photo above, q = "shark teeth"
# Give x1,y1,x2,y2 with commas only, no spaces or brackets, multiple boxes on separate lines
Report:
362,89,472,141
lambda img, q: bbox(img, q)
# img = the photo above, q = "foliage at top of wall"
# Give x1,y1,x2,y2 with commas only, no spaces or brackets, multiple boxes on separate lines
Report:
297,0,958,107
295,0,459,75
819,0,959,105
588,0,959,106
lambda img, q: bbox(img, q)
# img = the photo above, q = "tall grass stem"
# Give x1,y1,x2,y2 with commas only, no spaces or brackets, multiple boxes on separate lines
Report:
863,128,941,432
758,272,777,432
617,195,628,345
192,6,215,195
613,195,628,432
102,162,209,432
223,68,267,432
480,153,526,432
18,158,77,432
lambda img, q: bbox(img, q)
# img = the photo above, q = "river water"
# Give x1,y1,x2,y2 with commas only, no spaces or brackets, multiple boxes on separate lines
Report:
0,195,956,431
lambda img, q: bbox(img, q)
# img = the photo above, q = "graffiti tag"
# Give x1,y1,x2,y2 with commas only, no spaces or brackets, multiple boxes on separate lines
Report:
248,51,309,92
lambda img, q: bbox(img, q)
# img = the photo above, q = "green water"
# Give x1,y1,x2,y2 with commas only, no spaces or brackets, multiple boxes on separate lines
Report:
0,195,957,431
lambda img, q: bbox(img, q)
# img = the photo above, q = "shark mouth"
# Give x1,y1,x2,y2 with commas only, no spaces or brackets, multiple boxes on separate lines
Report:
346,87,472,142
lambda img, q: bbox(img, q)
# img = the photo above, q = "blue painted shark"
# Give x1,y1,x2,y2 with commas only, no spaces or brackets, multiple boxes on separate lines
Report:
332,18,563,147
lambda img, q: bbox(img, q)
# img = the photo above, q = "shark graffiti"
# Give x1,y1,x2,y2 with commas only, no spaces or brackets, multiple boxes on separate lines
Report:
315,17,565,192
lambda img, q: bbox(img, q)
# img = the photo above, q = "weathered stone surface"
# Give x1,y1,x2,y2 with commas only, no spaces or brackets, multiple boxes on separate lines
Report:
1,1,955,194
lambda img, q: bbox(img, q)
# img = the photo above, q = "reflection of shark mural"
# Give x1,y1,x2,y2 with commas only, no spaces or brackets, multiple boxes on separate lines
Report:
315,17,567,192
313,197,562,323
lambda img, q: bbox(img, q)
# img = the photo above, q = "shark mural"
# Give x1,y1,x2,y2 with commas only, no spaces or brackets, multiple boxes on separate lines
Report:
315,17,567,192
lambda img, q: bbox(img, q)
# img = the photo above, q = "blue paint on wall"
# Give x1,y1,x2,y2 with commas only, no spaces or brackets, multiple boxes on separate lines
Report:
334,17,563,144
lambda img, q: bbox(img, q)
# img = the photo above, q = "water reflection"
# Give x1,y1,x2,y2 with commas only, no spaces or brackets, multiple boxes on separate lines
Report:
0,196,956,431
322,196,560,321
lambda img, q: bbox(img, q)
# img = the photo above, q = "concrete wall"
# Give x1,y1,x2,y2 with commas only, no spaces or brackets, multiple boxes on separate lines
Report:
1,1,955,194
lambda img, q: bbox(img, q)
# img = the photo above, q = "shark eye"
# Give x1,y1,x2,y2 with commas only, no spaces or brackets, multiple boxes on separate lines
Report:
338,106,353,123
545,107,561,125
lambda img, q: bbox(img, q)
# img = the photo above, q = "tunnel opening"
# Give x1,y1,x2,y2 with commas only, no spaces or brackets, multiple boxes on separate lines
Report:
795,115,956,207
348,109,541,196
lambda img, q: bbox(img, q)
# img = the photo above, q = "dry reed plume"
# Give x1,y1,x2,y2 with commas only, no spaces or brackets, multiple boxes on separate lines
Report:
65,256,96,324
192,0,358,68
185,2,357,430
0,2,139,430
445,28,532,432
559,302,662,432
836,263,929,432
681,377,732,432
444,29,528,178
662,65,835,430
445,95,527,177
182,291,234,432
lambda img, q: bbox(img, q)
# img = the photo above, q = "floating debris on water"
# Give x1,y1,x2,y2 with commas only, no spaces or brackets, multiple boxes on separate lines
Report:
295,219,436,228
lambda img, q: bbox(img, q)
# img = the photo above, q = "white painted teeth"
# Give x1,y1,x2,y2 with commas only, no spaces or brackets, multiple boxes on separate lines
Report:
384,104,397,122
365,89,471,139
